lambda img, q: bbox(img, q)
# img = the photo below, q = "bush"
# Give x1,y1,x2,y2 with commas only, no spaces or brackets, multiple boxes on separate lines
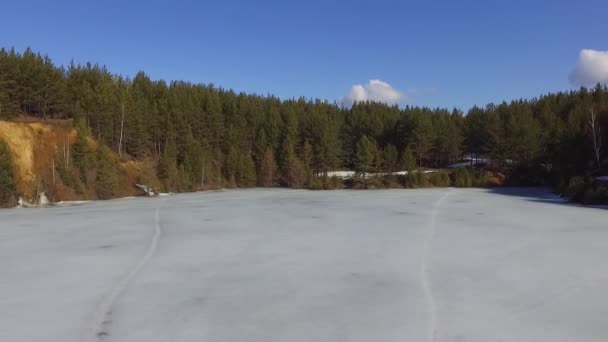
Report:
582,186,608,204
326,176,344,189
428,171,450,187
310,176,324,190
310,175,344,190
397,171,429,188
396,174,408,188
507,162,549,186
452,168,473,187
414,172,430,187
381,175,402,188
471,169,491,187
564,176,608,204
564,176,586,202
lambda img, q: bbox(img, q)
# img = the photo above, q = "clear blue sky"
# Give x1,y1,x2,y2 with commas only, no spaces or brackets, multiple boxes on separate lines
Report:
1,0,607,109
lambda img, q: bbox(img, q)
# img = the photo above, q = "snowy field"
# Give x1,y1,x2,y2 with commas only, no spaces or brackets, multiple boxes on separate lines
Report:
0,188,607,342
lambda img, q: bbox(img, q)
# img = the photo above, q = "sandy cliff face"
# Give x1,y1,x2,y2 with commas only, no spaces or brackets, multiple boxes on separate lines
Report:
0,120,75,197
0,119,160,202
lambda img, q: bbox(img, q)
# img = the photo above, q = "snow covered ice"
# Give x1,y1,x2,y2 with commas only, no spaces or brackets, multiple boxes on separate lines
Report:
0,188,607,342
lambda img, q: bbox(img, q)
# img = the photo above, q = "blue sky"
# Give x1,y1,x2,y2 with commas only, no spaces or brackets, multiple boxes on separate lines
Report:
1,0,607,109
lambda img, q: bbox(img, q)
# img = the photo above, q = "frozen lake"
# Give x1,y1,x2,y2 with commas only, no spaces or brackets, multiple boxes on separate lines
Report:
0,188,607,342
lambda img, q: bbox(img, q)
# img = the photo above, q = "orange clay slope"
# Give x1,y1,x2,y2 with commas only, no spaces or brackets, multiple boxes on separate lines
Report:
0,119,75,197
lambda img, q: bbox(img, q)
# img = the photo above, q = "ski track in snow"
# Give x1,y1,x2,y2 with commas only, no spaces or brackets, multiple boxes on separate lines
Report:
420,189,451,342
85,204,163,342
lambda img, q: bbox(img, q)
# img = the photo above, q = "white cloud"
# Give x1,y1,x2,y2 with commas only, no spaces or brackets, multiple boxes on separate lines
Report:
339,80,404,107
569,49,608,86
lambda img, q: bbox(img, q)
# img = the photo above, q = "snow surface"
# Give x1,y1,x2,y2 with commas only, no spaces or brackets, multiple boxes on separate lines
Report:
0,188,607,342
327,170,437,179
447,159,489,168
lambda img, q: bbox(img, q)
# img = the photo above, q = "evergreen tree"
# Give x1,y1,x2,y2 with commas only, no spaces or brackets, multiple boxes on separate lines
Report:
95,145,119,199
239,154,257,187
285,157,305,188
204,90,224,150
71,129,96,187
260,148,277,187
225,145,241,185
301,140,314,186
356,135,378,174
254,128,268,173
412,115,434,167
0,47,607,197
383,144,398,172
158,138,178,191
401,146,416,174
0,139,16,206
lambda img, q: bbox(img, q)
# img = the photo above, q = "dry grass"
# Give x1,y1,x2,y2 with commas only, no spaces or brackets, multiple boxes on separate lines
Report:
0,120,75,196
0,119,166,201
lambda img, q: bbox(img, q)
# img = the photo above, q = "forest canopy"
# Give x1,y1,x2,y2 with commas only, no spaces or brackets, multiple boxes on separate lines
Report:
0,47,606,197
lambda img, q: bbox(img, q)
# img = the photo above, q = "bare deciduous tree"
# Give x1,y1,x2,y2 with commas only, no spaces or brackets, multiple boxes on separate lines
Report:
588,107,602,170
118,100,125,157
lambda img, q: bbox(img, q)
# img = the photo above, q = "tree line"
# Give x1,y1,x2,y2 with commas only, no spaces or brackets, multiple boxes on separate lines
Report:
0,47,606,200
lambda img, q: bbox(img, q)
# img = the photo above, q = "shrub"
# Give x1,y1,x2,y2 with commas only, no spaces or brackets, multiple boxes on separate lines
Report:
326,176,344,189
565,176,608,204
564,176,586,202
471,169,491,187
582,187,608,204
398,170,428,188
452,168,473,187
381,175,402,188
310,175,344,190
428,171,450,187
414,172,430,187
507,162,550,186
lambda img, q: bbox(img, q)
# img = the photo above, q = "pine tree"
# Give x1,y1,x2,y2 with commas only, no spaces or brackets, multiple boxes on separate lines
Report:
204,90,224,150
301,140,314,186
286,157,304,188
225,145,240,185
71,129,96,187
279,135,297,185
356,135,378,174
412,115,434,167
2,47,608,198
400,145,419,187
279,107,298,171
317,121,341,175
260,148,277,187
254,128,268,172
95,146,119,199
384,144,398,172
157,138,178,191
239,154,257,187
0,139,16,206
401,146,416,173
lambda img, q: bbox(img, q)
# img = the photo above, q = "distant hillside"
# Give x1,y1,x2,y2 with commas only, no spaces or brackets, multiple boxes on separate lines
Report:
0,47,607,205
